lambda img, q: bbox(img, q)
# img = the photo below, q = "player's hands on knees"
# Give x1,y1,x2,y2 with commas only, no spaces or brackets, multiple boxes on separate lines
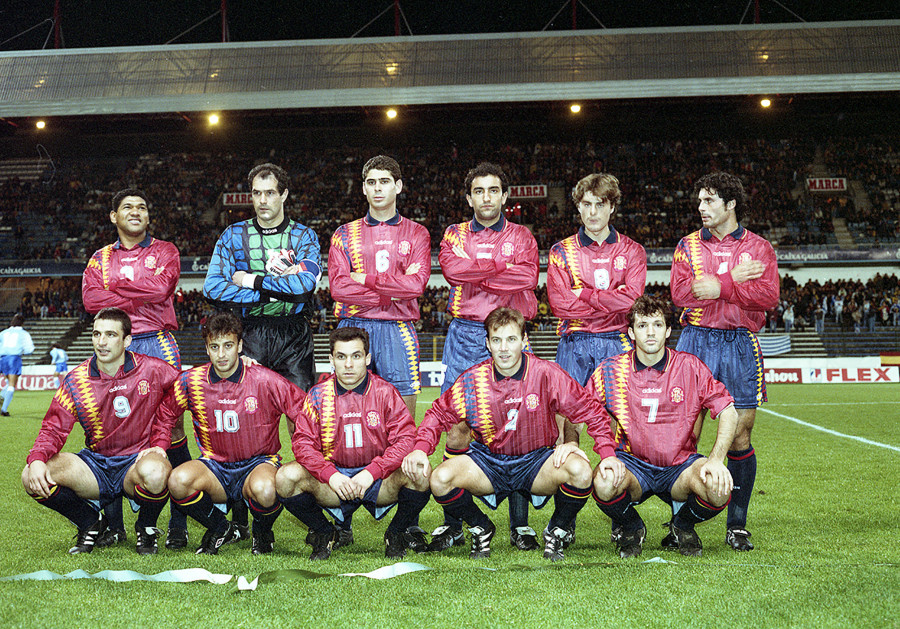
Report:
401,450,431,482
699,460,733,499
552,443,589,468
136,446,167,462
596,456,626,488
350,470,375,497
22,461,54,499
328,472,358,502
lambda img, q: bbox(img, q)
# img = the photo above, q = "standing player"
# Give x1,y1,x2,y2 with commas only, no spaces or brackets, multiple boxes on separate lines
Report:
0,314,34,417
276,327,430,560
548,173,646,386
49,342,69,389
434,162,541,552
21,308,179,555
203,162,322,393
328,155,429,417
588,296,738,557
402,307,624,562
670,172,780,551
164,312,306,555
82,188,190,550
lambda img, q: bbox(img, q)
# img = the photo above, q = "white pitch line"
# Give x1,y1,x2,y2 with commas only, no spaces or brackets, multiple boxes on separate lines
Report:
770,401,900,407
759,407,900,453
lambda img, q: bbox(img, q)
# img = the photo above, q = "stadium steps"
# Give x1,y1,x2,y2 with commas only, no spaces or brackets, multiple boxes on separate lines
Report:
20,318,83,366
831,217,856,249
0,158,48,183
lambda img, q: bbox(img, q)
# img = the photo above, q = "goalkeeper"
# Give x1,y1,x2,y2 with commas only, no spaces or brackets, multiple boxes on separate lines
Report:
203,162,322,392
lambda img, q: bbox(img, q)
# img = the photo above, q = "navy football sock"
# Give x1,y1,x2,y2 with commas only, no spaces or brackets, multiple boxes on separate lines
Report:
103,496,125,531
387,487,431,534
434,488,491,529
248,497,282,536
279,493,333,535
33,485,99,530
548,483,591,531
594,489,644,533
673,494,728,531
166,438,191,531
508,490,530,529
173,490,228,534
726,446,756,529
133,484,169,529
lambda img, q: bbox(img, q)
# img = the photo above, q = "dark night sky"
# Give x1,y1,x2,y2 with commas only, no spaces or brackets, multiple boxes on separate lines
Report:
2,1,899,50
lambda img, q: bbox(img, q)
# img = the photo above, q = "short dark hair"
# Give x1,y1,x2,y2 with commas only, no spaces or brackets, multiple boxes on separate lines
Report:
94,307,132,337
248,163,290,194
111,188,149,213
329,326,369,355
693,172,747,221
362,155,401,182
465,162,508,195
572,173,622,209
483,307,526,337
10,314,24,328
202,311,243,344
627,295,673,330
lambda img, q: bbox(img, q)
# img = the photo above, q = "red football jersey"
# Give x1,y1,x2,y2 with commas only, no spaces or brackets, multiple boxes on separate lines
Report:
329,214,431,321
82,236,180,334
586,349,735,466
291,373,417,483
670,226,780,331
440,216,539,321
164,361,305,462
27,352,180,464
548,227,647,335
415,355,617,459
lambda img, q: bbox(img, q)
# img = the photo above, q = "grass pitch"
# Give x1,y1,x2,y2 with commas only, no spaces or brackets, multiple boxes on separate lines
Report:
0,384,897,628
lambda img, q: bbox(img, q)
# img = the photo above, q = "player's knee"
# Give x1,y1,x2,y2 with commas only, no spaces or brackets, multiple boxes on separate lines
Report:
430,463,457,494
137,461,170,494
563,456,592,488
274,463,304,497
167,465,193,497
247,480,277,508
591,467,617,501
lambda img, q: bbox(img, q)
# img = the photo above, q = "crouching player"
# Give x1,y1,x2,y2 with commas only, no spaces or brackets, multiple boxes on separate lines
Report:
22,308,179,555
589,295,738,557
275,327,430,560
402,307,624,561
164,312,306,555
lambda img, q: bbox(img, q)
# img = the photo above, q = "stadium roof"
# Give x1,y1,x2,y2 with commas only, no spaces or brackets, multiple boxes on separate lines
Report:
1,20,898,117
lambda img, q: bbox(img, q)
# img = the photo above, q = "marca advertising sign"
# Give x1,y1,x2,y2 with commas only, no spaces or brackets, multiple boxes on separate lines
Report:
222,192,254,206
806,177,847,192
507,185,547,199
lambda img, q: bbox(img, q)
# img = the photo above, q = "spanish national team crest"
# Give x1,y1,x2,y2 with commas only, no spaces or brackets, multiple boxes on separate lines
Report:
739,252,753,264
525,393,539,410
138,380,150,395
244,397,259,413
399,240,411,255
502,241,514,256
366,411,380,428
614,255,626,270
144,255,157,269
670,387,684,404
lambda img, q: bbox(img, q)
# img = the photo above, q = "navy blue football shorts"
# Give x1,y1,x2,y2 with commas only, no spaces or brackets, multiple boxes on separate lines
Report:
337,317,421,396
441,318,533,393
555,330,632,386
199,454,281,504
676,324,766,409
130,330,182,370
465,441,553,510
617,450,704,503
77,449,138,505
323,465,395,524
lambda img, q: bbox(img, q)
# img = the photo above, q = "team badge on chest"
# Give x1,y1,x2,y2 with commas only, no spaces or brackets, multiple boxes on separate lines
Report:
144,256,157,269
366,411,380,428
670,387,684,404
399,240,411,255
525,393,539,410
244,397,259,413
614,255,626,271
138,380,150,396
502,242,514,257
